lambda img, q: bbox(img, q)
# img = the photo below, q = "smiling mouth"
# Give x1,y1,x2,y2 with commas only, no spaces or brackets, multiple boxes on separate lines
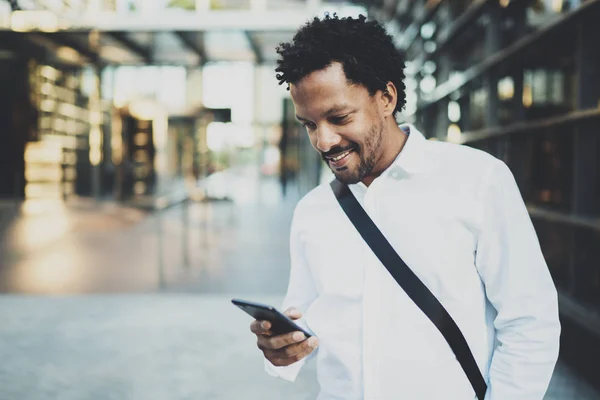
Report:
327,150,352,162
325,148,355,169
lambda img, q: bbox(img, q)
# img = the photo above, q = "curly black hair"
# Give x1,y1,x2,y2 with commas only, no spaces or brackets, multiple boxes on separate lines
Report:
275,13,407,116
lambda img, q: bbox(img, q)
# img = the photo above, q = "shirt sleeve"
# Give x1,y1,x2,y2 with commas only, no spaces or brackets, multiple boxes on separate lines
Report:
264,206,320,382
475,160,561,400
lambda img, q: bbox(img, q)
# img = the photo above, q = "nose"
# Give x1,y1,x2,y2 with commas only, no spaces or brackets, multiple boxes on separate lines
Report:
314,124,341,153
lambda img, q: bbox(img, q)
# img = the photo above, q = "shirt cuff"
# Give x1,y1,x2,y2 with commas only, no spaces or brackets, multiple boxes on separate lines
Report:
262,316,317,382
264,357,307,382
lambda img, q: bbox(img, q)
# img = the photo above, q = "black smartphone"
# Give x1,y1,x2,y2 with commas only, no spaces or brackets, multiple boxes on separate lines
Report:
231,298,312,337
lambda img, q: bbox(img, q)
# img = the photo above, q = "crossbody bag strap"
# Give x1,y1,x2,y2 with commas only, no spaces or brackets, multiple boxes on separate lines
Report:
330,179,487,400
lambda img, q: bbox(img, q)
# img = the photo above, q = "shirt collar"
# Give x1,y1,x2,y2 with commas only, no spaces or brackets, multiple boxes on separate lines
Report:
350,124,429,191
388,123,428,175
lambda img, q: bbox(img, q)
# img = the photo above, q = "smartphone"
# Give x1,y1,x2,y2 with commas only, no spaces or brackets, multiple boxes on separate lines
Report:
231,298,312,337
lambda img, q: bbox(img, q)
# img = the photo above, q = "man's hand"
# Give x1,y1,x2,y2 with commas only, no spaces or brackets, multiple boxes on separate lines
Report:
250,307,319,367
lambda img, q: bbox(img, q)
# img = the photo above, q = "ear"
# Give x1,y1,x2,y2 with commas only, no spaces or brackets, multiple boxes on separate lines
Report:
380,82,398,118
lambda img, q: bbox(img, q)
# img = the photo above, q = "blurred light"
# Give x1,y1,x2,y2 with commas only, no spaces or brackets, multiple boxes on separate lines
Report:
25,183,62,198
449,71,466,86
500,0,510,7
447,124,462,143
24,142,62,163
404,61,418,75
53,118,65,132
523,84,533,107
552,0,563,13
134,150,149,162
66,120,77,134
202,62,253,123
134,181,146,195
498,77,515,100
423,61,437,75
89,110,102,125
40,82,55,95
11,10,59,32
40,99,55,112
111,111,123,165
207,122,228,152
404,77,418,90
420,22,436,40
89,126,102,166
156,66,187,112
134,132,149,146
448,101,461,122
25,166,62,182
64,168,77,181
424,41,437,53
99,45,134,63
58,103,76,118
56,46,84,64
39,65,59,80
11,241,86,293
420,75,437,94
21,199,64,216
152,108,168,148
129,99,158,120
81,67,99,97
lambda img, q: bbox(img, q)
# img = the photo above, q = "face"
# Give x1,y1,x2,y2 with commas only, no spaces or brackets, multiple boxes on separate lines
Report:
290,62,395,185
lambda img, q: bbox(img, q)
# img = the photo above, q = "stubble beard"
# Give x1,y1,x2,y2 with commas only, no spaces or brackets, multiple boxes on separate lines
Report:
332,120,384,185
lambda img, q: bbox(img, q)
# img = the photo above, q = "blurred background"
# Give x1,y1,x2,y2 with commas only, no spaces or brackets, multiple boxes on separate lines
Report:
0,0,598,399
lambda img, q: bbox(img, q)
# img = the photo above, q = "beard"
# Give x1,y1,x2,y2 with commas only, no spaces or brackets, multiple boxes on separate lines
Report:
325,120,384,185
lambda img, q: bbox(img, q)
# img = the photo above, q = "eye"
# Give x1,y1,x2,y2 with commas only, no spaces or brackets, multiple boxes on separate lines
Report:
330,115,349,124
302,122,316,130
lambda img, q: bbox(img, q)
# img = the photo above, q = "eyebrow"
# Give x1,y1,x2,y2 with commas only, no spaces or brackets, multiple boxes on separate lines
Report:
296,104,353,122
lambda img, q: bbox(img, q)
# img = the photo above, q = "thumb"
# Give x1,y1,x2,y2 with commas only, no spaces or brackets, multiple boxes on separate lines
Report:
284,307,303,320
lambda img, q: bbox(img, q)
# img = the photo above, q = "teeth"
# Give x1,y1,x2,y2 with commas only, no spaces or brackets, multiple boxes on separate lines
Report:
331,151,350,162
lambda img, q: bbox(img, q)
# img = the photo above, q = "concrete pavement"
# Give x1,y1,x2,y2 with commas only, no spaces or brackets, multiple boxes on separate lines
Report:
0,294,319,400
0,169,598,399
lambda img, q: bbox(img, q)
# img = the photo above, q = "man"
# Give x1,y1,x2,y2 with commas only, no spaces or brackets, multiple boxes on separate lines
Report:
250,14,560,399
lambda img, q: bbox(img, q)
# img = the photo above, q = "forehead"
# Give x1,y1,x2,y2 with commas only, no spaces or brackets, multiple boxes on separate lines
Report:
290,63,369,115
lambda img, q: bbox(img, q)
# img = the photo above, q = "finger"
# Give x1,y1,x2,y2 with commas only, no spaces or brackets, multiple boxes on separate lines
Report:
284,307,303,320
268,337,319,366
250,320,271,335
281,336,319,358
257,330,306,350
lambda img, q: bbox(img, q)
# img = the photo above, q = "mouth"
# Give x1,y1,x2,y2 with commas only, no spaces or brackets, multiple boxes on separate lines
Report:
325,148,355,169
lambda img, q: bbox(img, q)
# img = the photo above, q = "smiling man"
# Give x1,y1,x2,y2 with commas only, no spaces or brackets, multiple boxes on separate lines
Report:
249,14,560,400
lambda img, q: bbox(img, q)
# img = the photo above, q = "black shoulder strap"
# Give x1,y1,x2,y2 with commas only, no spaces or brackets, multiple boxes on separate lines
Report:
330,179,487,400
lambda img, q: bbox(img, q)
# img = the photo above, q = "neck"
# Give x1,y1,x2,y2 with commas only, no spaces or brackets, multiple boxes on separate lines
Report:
361,122,408,187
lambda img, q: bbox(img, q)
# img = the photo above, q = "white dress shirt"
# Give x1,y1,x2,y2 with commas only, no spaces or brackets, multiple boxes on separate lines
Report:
265,124,560,399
